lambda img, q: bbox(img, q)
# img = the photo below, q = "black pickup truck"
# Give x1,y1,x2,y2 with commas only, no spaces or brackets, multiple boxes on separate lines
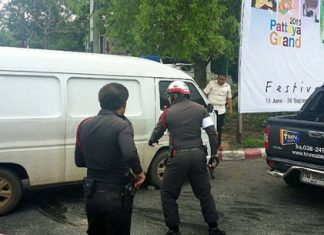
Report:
265,85,324,187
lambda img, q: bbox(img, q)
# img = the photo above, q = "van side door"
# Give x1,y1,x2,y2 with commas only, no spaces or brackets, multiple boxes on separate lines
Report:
65,75,152,181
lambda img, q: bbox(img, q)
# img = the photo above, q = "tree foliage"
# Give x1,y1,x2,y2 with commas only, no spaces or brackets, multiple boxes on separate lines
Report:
94,0,240,87
67,0,241,86
0,29,20,47
0,0,87,51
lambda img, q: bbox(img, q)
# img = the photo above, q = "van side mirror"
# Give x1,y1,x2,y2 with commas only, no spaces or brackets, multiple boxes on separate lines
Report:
207,104,214,113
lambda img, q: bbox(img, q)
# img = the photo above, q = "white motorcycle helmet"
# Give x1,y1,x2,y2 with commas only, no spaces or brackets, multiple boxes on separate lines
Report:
166,81,190,104
166,80,190,95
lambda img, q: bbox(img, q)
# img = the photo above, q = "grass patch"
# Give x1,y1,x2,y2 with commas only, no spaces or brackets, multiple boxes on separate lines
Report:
241,138,265,148
223,112,268,150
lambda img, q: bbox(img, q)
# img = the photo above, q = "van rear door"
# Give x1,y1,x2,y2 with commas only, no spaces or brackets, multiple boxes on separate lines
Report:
0,74,65,186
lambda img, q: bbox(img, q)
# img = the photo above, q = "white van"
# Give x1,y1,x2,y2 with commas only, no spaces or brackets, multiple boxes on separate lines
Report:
0,47,216,215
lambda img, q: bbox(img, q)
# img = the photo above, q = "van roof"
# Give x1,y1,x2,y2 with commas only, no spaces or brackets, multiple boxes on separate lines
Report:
0,47,192,80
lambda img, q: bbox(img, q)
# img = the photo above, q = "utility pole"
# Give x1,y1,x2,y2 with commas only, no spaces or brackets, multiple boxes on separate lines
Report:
89,0,99,53
89,0,94,52
236,114,242,144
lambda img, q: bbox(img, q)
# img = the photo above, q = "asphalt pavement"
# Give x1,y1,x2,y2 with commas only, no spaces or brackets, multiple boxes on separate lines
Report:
1,150,324,235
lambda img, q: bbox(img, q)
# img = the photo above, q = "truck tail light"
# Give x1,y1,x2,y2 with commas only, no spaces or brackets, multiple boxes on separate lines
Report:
266,159,276,168
264,125,270,150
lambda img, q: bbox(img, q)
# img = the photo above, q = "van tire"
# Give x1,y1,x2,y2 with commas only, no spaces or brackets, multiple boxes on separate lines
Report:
148,150,169,188
0,168,22,215
283,171,303,187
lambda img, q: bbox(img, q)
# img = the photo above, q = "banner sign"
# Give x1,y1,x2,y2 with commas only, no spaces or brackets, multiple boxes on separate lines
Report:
239,0,324,113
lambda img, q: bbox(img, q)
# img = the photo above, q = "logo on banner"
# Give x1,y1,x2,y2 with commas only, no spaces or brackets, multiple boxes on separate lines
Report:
280,129,300,145
269,0,302,48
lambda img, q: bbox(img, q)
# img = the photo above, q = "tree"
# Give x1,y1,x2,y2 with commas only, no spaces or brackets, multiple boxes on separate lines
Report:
0,28,20,47
211,0,241,82
0,0,87,51
94,0,239,88
0,0,34,47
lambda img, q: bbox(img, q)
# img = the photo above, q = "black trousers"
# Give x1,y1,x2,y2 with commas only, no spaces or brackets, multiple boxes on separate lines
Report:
85,189,132,235
216,113,225,147
161,149,219,227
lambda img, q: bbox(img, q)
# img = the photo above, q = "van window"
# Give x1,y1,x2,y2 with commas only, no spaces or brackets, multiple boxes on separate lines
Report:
0,75,61,118
67,77,142,117
159,81,206,110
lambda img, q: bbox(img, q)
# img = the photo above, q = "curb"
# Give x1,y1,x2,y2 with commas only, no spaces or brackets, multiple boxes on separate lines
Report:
218,148,266,161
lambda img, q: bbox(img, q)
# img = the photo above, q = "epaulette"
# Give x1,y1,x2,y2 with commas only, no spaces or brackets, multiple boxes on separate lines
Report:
161,107,169,129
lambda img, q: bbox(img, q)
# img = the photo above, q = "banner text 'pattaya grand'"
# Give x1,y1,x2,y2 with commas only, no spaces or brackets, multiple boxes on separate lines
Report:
239,0,324,113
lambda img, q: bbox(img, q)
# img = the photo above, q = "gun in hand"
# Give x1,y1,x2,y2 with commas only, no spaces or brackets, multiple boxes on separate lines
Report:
209,165,215,179
208,155,219,179
122,173,137,212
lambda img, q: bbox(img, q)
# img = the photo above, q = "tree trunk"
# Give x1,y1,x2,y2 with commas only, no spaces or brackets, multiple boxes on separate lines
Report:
193,59,208,89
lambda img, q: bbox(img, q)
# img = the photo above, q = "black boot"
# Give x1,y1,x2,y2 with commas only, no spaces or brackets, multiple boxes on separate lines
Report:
209,227,226,235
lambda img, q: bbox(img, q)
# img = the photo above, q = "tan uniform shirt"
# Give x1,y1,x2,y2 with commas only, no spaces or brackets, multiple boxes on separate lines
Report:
204,81,232,115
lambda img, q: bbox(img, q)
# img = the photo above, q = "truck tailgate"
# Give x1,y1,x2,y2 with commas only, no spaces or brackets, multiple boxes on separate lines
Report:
267,118,324,166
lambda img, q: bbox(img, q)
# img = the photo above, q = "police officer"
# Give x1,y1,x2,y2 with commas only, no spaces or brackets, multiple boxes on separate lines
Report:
75,83,145,235
149,81,225,235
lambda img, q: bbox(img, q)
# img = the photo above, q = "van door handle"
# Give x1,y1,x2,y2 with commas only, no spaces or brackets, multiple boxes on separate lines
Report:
308,131,324,138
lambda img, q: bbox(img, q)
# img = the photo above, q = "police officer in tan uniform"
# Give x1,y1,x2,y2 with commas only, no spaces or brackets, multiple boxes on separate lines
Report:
149,81,225,235
204,74,232,151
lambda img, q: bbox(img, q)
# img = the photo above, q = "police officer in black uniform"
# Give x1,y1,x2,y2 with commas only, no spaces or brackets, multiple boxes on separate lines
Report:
149,81,225,235
75,83,145,235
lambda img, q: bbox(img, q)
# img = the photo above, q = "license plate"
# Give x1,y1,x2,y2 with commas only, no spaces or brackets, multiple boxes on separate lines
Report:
300,170,324,187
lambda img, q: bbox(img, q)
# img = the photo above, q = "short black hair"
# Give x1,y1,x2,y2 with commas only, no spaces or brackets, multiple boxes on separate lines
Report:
98,83,129,111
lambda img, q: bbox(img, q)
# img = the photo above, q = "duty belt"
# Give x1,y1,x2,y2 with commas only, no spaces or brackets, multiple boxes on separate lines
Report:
176,147,201,153
95,181,124,192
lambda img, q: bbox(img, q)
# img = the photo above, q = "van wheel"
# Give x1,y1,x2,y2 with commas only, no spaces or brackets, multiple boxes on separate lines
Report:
0,168,22,215
148,150,169,188
283,171,303,187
